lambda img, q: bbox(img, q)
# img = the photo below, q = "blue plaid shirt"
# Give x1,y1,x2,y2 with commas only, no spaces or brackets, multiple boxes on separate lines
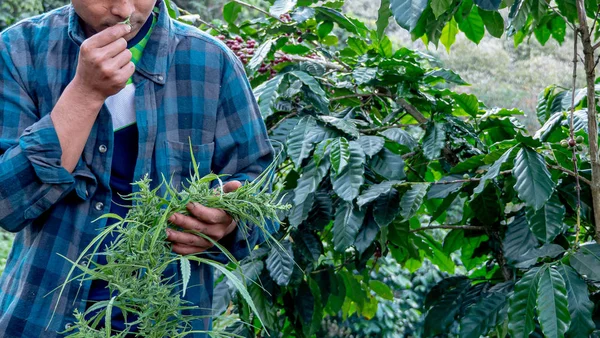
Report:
0,2,273,337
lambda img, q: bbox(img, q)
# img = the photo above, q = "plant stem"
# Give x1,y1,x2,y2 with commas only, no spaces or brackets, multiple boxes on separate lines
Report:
232,0,284,22
569,31,583,246
410,225,486,232
268,111,298,133
576,0,600,242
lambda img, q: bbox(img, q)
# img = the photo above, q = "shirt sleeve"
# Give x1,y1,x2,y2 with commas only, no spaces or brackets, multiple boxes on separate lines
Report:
202,49,279,264
0,32,84,232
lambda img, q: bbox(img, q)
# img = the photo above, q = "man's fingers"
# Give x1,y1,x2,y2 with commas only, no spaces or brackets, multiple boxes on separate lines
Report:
108,49,133,71
186,203,231,225
101,37,128,59
169,213,229,239
172,243,208,255
222,180,242,194
166,228,213,249
87,24,131,48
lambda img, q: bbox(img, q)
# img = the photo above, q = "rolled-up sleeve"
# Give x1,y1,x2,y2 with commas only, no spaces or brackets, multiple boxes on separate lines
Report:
0,36,76,232
204,50,279,263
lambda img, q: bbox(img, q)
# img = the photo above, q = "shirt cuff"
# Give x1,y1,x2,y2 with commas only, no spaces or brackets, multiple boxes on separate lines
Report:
19,114,75,185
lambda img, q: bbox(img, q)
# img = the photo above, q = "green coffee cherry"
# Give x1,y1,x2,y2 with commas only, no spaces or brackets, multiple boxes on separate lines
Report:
576,136,584,143
560,140,569,148
463,174,470,179
577,144,584,151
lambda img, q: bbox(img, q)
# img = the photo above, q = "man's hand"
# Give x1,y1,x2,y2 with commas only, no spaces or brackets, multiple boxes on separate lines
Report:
166,181,242,255
72,23,135,102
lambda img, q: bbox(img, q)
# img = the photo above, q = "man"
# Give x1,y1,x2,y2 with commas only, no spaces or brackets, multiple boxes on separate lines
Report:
0,0,273,336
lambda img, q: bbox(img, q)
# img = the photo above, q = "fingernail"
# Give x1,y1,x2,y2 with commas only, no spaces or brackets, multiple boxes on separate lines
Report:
125,25,131,32
169,214,176,222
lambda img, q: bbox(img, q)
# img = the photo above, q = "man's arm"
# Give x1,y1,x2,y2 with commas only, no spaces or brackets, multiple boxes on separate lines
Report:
0,24,133,232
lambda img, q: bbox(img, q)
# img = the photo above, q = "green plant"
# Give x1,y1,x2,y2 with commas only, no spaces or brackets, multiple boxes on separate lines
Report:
51,150,290,337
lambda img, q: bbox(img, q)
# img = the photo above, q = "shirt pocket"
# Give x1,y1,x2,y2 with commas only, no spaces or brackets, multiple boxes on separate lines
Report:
163,140,215,190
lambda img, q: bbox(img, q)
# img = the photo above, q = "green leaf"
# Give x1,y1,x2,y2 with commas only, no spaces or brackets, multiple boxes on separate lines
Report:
333,201,365,252
470,184,501,224
557,264,595,338
377,0,392,39
474,0,501,10
458,8,485,44
503,214,539,266
431,0,453,18
329,137,350,175
380,35,394,58
374,188,402,227
289,71,329,99
317,21,334,39
454,93,480,117
269,0,297,17
555,0,577,22
319,116,359,138
332,141,366,202
347,37,369,54
550,15,566,43
292,6,315,22
288,192,314,227
526,194,565,243
295,231,323,262
354,215,380,253
358,136,385,157
249,283,277,327
536,266,570,338
294,157,330,205
281,44,311,55
508,0,532,33
460,292,508,338
427,174,463,199
315,7,358,33
424,278,471,336
265,241,294,286
223,1,241,25
479,8,504,37
248,39,274,72
370,280,394,300
513,146,555,210
254,73,284,118
287,116,324,168
440,18,459,52
569,243,600,281
400,183,429,220
390,0,429,31
180,257,191,297
473,147,513,195
370,148,406,180
380,128,418,150
353,67,378,85
422,123,446,160
357,181,399,207
425,69,469,85
508,266,542,338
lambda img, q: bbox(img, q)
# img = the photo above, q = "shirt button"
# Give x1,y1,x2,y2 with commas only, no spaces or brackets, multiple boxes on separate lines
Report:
94,202,104,211
157,75,164,81
98,144,107,153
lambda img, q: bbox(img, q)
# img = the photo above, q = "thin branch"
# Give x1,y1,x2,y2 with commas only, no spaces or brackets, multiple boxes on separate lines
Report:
548,165,591,186
410,225,486,232
232,0,285,22
398,98,428,124
362,124,422,133
268,112,298,133
275,52,345,71
569,31,583,246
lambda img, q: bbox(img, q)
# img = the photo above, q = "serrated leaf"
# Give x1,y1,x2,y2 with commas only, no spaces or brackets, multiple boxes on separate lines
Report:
400,183,429,220
381,128,418,150
333,201,365,252
460,292,508,338
358,136,385,157
332,141,365,202
526,194,565,243
473,147,513,194
287,116,325,168
377,0,392,39
370,148,406,180
557,264,595,338
569,243,600,281
422,123,446,160
179,257,191,297
269,0,297,16
390,0,429,31
329,137,350,175
508,267,543,337
513,146,555,211
374,188,402,227
266,241,294,286
504,214,539,266
537,267,570,338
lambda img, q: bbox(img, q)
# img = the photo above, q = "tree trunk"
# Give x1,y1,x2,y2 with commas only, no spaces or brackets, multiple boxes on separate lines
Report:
576,0,600,242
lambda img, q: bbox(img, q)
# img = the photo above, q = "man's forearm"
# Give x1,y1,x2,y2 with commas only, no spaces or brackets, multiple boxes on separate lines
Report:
50,79,104,173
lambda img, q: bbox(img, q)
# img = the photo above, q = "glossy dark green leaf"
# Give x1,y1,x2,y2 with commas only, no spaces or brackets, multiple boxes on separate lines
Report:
460,292,508,338
380,128,418,150
289,71,329,99
358,136,385,157
473,147,513,195
287,116,325,168
427,175,463,199
557,264,595,338
320,116,360,138
317,21,334,39
400,183,428,220
454,93,480,117
526,194,565,243
223,1,242,24
288,192,314,227
513,146,555,211
508,266,542,338
569,243,600,281
329,137,350,175
353,67,378,85
431,0,453,18
377,0,392,39
357,180,398,207
424,278,471,336
425,69,469,85
293,157,330,205
249,282,277,327
470,184,501,224
332,141,365,201
370,148,406,180
536,266,570,338
248,39,274,73
390,0,429,31
503,214,539,266
422,123,446,160
333,201,365,252
266,241,294,286
354,214,380,253
474,0,501,10
458,8,485,44
374,188,401,227
314,6,358,33
440,18,459,51
479,8,504,37
295,230,323,263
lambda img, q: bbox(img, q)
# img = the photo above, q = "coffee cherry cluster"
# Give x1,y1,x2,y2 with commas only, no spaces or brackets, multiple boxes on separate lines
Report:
279,13,292,23
560,135,584,151
217,35,256,65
